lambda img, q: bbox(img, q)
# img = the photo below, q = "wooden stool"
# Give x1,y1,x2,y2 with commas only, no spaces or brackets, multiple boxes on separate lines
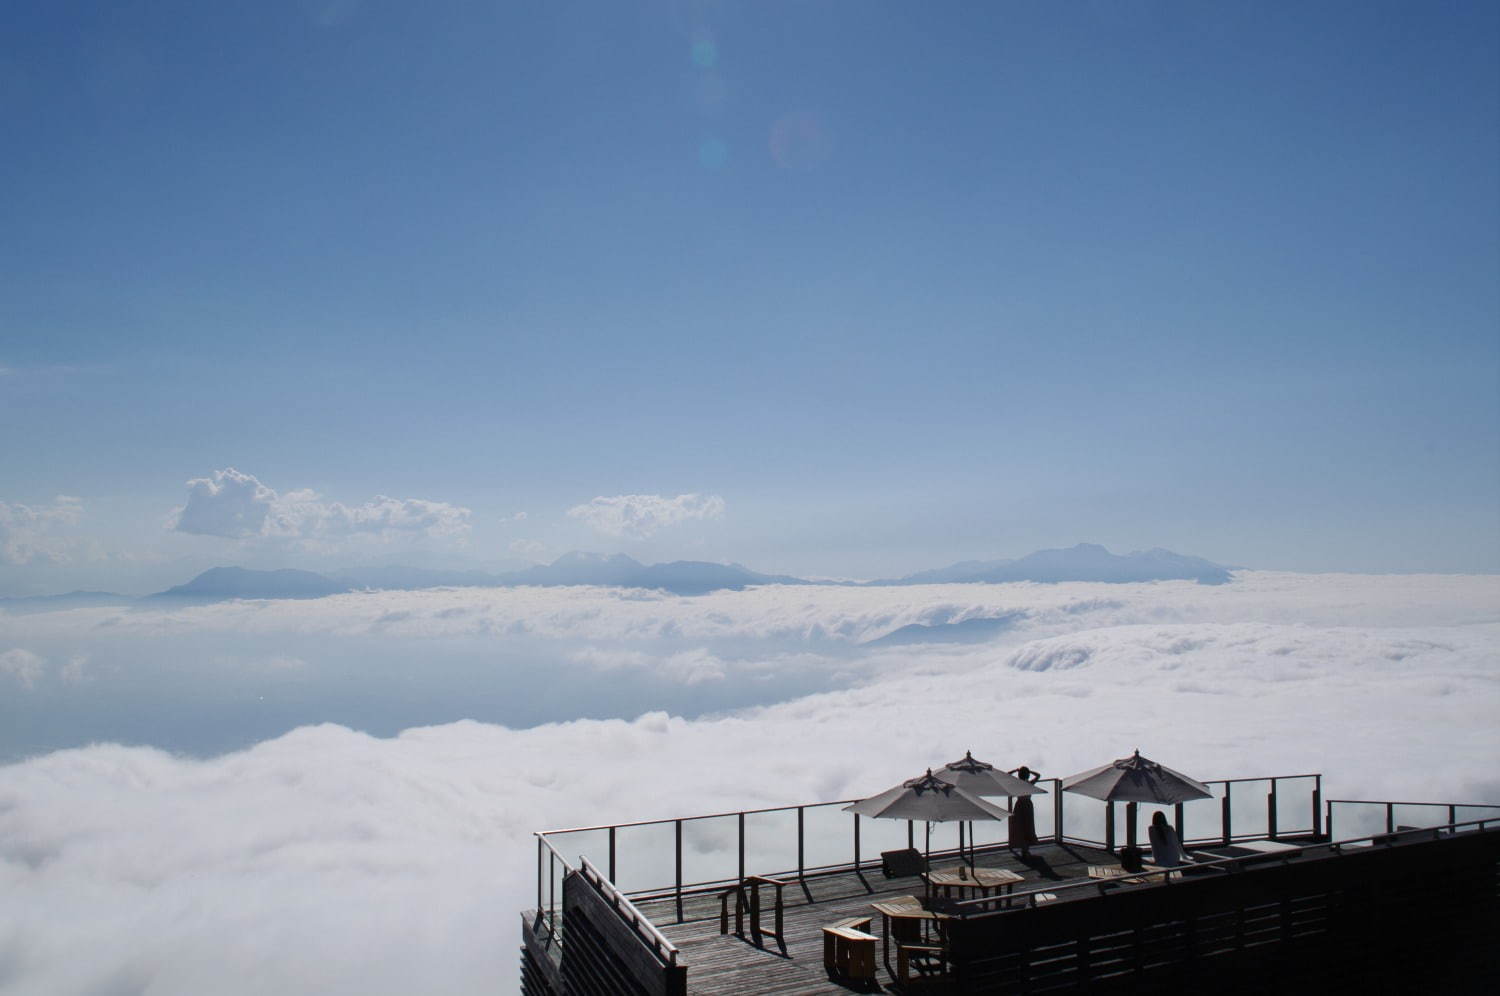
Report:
822,925,877,983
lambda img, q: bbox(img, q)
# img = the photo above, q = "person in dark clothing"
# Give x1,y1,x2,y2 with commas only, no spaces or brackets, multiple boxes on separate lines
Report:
1008,765,1042,857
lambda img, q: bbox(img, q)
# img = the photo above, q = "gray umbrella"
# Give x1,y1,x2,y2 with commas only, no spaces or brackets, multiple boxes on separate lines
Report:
1060,749,1212,804
845,770,1011,873
939,751,1049,798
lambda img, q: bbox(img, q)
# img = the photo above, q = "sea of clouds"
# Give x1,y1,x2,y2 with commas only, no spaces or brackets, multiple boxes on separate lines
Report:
2,572,1498,994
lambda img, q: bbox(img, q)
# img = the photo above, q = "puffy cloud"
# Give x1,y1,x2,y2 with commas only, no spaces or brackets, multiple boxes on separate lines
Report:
567,492,724,539
0,647,44,688
172,468,470,545
0,648,90,688
173,468,273,538
0,496,84,565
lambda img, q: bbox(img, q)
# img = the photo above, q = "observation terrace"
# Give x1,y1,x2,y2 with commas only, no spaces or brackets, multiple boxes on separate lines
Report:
518,773,1500,993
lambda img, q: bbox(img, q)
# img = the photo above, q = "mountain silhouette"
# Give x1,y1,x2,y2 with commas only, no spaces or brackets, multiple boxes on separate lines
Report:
884,543,1232,586
149,567,354,601
67,544,1234,607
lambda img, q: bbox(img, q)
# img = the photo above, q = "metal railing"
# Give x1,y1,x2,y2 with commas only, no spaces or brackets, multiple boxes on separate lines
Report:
1324,798,1500,841
533,771,1320,925
1055,774,1323,852
952,812,1500,915
533,833,682,968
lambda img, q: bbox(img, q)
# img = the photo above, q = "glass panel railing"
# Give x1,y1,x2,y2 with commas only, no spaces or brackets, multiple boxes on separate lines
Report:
1181,782,1228,844
1273,776,1318,837
857,814,914,865
680,813,738,889
1061,790,1106,845
609,820,677,895
1228,778,1271,841
742,807,798,880
801,803,853,872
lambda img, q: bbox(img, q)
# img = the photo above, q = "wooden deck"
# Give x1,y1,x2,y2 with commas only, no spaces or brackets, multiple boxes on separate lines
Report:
632,842,1118,994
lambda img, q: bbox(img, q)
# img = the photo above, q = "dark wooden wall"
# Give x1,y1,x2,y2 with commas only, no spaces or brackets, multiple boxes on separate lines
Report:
556,869,688,996
947,830,1500,993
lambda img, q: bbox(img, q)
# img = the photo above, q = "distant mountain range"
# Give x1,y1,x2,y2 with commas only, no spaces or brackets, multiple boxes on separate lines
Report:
882,543,1233,586
0,544,1234,607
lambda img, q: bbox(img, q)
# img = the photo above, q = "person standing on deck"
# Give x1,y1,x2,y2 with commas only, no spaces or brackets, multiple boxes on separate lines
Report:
1008,766,1043,858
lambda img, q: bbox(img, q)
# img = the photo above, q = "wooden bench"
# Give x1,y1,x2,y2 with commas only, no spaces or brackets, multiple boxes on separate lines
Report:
822,922,877,983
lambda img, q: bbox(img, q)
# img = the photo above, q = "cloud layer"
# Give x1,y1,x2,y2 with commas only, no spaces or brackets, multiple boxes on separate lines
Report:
172,468,471,545
0,497,83,565
567,492,725,539
1,573,1497,995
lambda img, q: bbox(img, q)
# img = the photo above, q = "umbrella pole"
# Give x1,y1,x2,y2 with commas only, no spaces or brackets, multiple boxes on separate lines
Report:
924,823,932,900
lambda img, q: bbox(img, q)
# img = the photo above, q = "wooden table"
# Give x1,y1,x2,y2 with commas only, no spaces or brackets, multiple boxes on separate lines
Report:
924,866,1025,901
870,896,944,979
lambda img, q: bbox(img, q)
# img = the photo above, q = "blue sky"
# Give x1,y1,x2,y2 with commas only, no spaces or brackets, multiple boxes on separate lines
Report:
2,0,1497,591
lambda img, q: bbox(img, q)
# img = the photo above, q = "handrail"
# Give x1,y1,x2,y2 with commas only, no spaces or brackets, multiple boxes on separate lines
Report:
535,770,1322,915
578,856,681,967
534,774,1326,837
537,797,862,836
953,815,1500,915
1325,798,1500,809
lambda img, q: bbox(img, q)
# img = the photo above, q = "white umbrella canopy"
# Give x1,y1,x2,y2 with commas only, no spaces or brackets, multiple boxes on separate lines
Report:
1060,749,1213,805
844,770,1013,822
938,750,1049,798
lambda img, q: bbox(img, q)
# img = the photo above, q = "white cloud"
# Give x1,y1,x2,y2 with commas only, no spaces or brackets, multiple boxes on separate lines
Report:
0,573,1497,994
0,647,44,688
567,492,725,539
0,496,84,565
171,468,470,546
508,538,547,560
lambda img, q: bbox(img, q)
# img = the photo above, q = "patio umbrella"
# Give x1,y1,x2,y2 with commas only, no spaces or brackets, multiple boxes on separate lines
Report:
938,751,1047,863
1061,749,1212,850
844,769,1011,872
939,750,1049,797
1060,749,1211,805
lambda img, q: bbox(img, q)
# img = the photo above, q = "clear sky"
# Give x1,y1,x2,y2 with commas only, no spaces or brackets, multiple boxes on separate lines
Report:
2,0,1497,592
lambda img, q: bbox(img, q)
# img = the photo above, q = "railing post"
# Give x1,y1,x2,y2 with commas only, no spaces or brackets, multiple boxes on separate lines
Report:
1268,779,1278,841
737,812,745,883
1448,804,1457,829
549,848,556,934
1313,776,1322,838
1385,803,1394,835
796,806,805,880
1054,779,1064,844
536,836,543,915
1326,799,1334,841
854,813,861,870
1221,783,1232,846
608,826,616,883
675,819,684,923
